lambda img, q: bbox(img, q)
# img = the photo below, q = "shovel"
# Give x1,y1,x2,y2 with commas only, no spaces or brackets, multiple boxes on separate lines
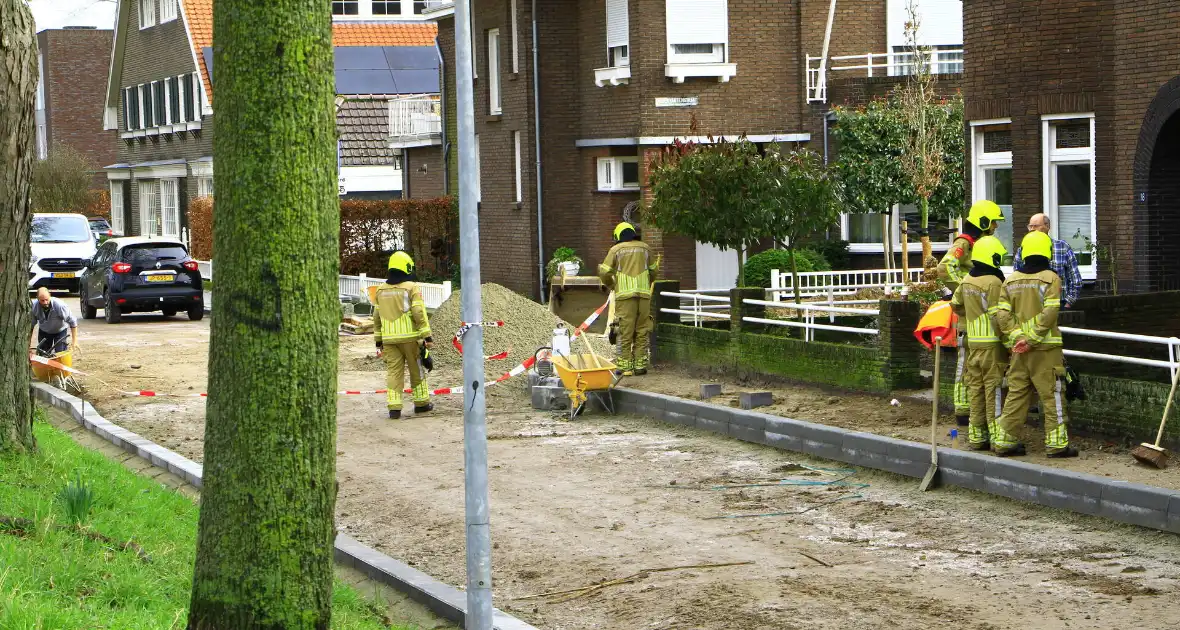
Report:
919,336,943,491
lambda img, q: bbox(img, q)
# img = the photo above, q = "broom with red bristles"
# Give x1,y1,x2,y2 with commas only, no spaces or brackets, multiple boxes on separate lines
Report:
1131,366,1178,469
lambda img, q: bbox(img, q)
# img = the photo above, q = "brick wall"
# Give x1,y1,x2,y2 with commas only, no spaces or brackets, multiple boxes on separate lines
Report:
963,0,1180,291
116,1,211,236
405,145,446,199
39,29,117,189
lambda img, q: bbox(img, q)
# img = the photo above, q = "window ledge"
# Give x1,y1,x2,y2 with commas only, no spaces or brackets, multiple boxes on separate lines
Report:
847,242,953,254
595,187,641,194
185,121,203,132
594,66,631,87
146,128,161,137
486,113,503,122
665,62,737,84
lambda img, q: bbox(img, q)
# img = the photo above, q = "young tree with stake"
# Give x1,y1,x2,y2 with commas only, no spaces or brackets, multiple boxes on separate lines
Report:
763,149,844,304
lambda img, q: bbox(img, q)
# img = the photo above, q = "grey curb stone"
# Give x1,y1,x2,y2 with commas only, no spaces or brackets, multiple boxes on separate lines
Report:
729,410,767,431
31,383,537,629
697,403,735,425
615,387,1178,534
700,383,722,399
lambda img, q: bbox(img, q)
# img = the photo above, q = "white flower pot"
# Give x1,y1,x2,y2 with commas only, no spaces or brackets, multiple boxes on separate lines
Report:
558,261,581,277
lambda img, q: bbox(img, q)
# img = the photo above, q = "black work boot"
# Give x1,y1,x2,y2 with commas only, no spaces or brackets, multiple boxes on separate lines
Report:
1047,446,1079,458
955,415,970,427
634,368,648,376
388,409,401,420
994,444,1027,457
414,402,434,414
967,441,990,452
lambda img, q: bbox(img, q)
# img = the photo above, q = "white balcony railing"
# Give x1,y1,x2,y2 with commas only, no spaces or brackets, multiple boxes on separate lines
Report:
806,48,964,103
388,98,442,145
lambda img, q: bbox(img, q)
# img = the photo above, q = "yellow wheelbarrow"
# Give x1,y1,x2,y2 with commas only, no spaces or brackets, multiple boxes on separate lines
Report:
30,350,85,395
550,338,619,420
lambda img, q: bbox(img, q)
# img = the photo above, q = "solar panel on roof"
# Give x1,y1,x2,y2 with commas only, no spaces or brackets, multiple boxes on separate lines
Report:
203,46,439,96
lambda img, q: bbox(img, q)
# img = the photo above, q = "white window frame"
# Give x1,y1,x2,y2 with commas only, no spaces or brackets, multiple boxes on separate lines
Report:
840,208,956,254
510,0,519,74
488,29,502,115
159,0,178,23
606,0,630,67
139,0,157,29
160,178,180,238
162,79,172,126
472,25,479,79
513,131,522,203
668,43,724,64
596,157,640,192
1042,113,1097,280
36,54,44,110
138,84,147,129
970,118,1015,263
110,181,125,235
139,180,159,237
197,176,214,198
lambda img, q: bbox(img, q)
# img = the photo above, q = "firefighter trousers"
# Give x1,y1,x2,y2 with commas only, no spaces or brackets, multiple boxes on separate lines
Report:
384,341,429,409
953,330,970,416
994,347,1070,454
964,345,1007,448
615,296,652,371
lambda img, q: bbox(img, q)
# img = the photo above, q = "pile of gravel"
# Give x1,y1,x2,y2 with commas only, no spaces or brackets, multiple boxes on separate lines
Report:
431,283,612,369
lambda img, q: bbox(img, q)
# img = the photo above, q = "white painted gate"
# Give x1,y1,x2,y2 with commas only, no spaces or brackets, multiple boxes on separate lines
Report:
694,241,742,290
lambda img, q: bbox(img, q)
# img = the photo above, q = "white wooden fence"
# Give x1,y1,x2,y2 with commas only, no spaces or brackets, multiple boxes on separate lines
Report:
769,268,923,302
194,261,454,310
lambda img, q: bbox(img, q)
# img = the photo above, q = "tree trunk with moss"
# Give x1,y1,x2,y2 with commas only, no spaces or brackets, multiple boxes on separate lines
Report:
0,0,38,456
186,1,339,628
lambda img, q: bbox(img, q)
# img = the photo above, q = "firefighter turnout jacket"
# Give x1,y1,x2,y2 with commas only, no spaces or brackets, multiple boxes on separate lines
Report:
373,281,432,344
937,234,976,293
994,270,1063,349
951,273,1004,346
599,240,659,299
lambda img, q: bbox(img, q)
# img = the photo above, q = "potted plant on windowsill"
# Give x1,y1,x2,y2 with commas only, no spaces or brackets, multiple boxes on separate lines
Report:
547,247,584,279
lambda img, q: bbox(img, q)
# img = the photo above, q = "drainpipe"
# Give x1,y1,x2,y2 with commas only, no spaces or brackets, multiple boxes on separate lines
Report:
532,0,546,302
436,41,450,195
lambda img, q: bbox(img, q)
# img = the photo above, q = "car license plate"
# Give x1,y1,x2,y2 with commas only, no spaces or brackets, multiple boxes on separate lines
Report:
52,272,75,279
145,274,173,283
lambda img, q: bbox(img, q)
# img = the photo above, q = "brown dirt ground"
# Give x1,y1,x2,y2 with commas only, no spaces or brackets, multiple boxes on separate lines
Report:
64,299,1180,630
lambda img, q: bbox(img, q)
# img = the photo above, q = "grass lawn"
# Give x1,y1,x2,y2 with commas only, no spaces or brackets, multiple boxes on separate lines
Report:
0,412,408,629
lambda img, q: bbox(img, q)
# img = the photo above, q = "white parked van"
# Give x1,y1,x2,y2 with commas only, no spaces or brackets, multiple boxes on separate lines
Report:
29,213,97,294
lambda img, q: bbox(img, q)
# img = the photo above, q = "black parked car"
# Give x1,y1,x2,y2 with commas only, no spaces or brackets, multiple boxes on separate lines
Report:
79,237,205,324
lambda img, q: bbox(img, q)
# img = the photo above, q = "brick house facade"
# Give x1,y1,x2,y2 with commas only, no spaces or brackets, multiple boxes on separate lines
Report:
102,0,440,240
962,0,1180,293
35,27,117,189
430,0,965,297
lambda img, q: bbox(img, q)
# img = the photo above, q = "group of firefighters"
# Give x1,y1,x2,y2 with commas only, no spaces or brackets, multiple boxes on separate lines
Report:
937,200,1077,458
372,221,656,419
372,210,1077,458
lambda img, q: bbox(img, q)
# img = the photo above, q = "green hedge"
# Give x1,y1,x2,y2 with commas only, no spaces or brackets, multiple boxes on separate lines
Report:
741,248,831,288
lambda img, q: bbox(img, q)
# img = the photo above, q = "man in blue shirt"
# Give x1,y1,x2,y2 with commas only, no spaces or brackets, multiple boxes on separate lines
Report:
1014,213,1083,307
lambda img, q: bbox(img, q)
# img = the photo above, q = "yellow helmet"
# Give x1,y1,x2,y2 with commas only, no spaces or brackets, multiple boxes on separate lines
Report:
971,235,1008,269
1021,231,1052,261
388,251,415,274
613,222,636,241
966,200,1005,231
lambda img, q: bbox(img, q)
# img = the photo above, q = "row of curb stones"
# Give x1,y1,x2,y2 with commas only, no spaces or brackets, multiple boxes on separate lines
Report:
30,383,538,630
613,387,1180,535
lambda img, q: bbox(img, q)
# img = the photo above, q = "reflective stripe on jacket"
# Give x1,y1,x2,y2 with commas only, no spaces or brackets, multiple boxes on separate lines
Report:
950,274,1004,346
994,270,1063,348
373,282,431,343
599,241,657,299
937,235,975,291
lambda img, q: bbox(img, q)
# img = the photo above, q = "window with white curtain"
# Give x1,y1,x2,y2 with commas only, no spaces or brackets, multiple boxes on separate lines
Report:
139,0,156,29
971,120,1014,257
665,0,728,63
197,177,214,198
139,180,159,236
110,182,125,235
488,29,502,114
606,0,630,67
1042,114,1096,272
161,179,180,237
510,0,519,73
841,208,955,253
159,0,178,23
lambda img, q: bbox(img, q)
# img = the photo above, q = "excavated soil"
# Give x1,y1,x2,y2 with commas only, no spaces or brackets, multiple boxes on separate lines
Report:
65,299,1180,630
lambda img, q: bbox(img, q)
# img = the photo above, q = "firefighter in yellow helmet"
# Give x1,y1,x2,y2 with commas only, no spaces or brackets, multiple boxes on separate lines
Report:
992,231,1077,458
950,235,1009,451
599,222,659,376
373,251,433,419
938,199,1006,427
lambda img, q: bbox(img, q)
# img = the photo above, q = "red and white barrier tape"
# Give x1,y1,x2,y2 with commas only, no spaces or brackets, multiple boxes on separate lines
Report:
452,320,507,356
29,355,87,376
123,385,466,398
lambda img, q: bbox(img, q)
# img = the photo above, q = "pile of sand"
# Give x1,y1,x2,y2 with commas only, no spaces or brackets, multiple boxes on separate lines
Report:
431,283,612,369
